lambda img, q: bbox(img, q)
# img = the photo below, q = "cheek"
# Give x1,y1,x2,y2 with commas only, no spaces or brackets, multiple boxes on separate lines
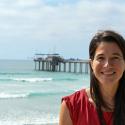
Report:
116,62,125,72
91,62,101,72
119,65,125,74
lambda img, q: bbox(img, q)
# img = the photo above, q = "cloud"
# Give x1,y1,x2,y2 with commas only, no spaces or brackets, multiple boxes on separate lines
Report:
0,0,125,59
34,0,125,41
0,0,125,40
15,0,41,6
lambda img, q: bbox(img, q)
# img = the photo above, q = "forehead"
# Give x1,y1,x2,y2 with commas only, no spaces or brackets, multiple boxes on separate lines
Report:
95,42,123,55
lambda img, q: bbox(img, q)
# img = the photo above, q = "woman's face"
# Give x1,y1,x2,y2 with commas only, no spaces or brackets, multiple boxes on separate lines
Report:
91,42,125,87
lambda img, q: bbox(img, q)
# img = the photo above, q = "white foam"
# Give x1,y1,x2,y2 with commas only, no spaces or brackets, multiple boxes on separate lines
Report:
0,92,29,99
12,78,53,82
0,115,58,125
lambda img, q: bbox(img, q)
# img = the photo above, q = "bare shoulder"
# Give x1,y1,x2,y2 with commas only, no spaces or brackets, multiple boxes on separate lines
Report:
85,88,94,104
59,100,73,125
85,88,91,98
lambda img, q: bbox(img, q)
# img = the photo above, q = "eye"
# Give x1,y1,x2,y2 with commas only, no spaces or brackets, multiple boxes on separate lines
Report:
112,56,121,60
113,57,119,59
98,57,104,59
95,56,105,61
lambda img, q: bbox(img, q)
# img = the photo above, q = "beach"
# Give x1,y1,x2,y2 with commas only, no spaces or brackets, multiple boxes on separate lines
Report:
0,60,89,125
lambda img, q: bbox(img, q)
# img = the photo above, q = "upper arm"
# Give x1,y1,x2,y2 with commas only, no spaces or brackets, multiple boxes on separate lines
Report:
59,100,73,125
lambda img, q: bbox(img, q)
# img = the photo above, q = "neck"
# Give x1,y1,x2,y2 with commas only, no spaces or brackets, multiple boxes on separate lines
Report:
99,83,119,111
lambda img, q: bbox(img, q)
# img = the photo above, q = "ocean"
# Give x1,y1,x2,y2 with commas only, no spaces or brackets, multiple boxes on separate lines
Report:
0,60,90,125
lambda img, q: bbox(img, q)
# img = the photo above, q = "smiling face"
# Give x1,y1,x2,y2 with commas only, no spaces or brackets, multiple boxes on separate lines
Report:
91,42,125,87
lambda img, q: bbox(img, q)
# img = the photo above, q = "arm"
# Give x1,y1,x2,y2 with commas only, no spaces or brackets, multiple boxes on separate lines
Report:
59,100,73,125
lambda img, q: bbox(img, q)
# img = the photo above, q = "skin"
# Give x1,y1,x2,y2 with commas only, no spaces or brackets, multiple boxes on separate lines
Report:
59,101,73,125
59,41,125,125
90,42,125,109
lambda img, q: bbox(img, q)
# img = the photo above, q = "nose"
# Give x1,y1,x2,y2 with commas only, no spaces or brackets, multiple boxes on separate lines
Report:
103,59,112,67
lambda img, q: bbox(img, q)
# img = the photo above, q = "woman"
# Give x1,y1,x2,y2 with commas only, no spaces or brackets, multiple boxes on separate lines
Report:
59,30,125,125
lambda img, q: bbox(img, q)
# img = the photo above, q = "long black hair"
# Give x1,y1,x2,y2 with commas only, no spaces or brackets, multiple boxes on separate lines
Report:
89,30,125,125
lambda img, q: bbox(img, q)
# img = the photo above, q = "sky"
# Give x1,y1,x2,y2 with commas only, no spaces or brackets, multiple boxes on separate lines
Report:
0,0,125,60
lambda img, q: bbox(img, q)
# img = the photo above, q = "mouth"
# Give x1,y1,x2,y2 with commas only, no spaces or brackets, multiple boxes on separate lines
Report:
101,71,116,75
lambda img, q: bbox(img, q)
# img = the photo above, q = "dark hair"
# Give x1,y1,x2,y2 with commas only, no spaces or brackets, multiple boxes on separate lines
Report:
89,30,125,125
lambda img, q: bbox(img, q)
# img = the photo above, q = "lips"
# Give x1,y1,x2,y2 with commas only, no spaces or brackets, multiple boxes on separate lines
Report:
101,71,115,75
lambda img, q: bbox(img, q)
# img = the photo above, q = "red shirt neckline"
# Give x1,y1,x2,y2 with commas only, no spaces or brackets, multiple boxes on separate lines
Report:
83,89,113,114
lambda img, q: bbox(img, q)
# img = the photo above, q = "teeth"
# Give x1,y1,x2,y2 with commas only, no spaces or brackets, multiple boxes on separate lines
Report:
102,72,115,75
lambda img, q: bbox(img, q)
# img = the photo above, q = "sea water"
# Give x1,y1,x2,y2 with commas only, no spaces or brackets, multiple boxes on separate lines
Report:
0,60,90,125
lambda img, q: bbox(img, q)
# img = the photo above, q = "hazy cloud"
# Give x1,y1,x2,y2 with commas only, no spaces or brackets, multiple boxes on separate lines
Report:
0,0,125,59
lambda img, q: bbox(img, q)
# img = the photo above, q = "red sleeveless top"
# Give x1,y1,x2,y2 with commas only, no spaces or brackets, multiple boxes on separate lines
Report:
62,89,113,125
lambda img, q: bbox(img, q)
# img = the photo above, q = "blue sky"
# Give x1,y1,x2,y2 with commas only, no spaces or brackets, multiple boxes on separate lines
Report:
0,0,125,60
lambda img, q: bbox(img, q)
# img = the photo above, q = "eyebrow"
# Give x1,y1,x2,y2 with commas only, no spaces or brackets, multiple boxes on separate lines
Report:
112,53,123,57
94,54,104,58
95,53,123,57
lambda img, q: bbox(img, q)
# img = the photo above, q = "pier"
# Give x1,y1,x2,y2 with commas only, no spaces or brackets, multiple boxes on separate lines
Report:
34,54,90,74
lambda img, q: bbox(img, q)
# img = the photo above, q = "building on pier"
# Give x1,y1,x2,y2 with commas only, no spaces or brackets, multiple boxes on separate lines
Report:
34,54,90,74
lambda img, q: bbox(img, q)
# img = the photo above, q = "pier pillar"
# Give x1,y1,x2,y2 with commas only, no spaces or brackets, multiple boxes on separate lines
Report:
48,62,51,71
69,62,71,72
42,61,44,71
80,62,83,73
59,62,61,72
74,63,77,73
34,61,36,70
85,63,89,74
47,61,50,71
38,61,41,70
52,63,56,71
64,62,66,72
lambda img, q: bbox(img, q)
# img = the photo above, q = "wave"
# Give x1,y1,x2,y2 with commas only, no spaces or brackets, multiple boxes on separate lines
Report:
0,72,31,75
12,78,53,82
0,92,29,99
0,72,79,83
0,118,58,125
0,77,53,82
29,90,73,97
0,90,74,99
0,115,58,125
0,77,78,83
56,78,78,81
